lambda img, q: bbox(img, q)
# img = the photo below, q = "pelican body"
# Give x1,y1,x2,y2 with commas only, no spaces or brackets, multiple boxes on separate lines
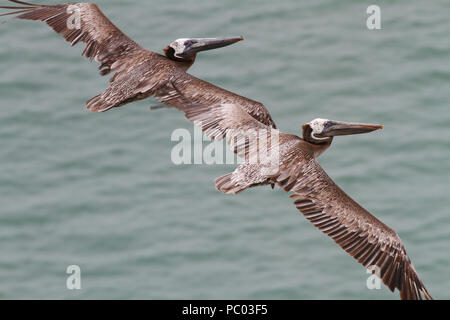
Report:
159,81,433,300
0,1,276,127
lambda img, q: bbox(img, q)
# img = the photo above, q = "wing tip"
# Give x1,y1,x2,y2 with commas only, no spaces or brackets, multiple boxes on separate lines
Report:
398,261,433,300
86,94,115,112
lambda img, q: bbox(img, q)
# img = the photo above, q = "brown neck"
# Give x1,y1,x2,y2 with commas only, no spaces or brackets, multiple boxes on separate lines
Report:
163,46,196,71
302,124,333,157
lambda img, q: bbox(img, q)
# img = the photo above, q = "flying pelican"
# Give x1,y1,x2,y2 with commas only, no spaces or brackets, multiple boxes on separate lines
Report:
156,84,433,300
0,1,276,127
2,1,432,300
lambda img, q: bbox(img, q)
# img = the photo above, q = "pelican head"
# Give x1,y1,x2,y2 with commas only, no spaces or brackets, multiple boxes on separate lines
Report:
165,36,244,61
303,118,383,144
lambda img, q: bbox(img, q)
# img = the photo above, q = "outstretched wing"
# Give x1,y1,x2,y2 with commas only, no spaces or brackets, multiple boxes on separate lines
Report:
155,77,277,129
269,138,432,300
0,1,144,76
160,96,278,159
0,1,171,111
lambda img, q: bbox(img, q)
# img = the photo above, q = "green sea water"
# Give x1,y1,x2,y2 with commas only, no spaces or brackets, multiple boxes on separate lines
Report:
0,0,448,299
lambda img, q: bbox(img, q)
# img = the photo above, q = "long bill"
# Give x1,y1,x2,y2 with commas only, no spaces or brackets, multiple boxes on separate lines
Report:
321,121,384,137
184,36,244,55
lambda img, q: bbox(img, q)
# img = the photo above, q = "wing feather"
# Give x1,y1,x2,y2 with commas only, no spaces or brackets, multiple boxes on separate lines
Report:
0,1,171,111
0,1,144,75
155,77,277,128
273,144,432,300
154,91,277,158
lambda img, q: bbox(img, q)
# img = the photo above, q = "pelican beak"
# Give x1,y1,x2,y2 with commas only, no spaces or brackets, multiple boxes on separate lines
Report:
182,36,244,56
321,121,383,137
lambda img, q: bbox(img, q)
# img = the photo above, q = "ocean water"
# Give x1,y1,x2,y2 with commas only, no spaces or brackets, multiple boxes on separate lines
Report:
0,0,449,299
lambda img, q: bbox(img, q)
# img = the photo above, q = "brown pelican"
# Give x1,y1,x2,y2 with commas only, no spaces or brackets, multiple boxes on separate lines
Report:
0,1,276,127
157,84,433,300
